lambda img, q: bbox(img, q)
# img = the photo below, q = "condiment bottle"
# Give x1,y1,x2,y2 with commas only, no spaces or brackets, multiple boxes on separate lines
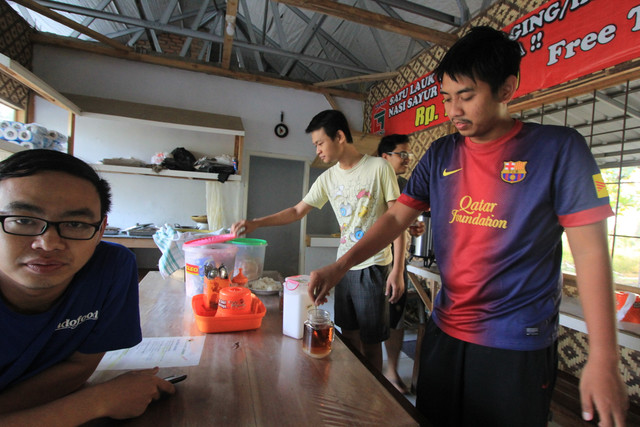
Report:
232,268,249,287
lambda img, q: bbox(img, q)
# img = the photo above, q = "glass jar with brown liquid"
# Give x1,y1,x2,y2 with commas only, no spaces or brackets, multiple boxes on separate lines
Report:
302,308,334,359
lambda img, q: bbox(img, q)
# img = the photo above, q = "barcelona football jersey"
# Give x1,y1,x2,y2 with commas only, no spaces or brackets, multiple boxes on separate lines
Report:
399,120,613,350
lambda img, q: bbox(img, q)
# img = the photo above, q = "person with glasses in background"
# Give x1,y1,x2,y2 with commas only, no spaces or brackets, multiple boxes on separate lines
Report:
0,149,175,426
377,134,424,394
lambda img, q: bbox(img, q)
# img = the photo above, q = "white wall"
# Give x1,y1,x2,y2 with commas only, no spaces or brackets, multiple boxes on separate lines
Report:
31,45,363,230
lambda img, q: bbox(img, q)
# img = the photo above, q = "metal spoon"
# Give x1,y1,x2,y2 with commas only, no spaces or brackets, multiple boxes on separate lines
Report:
218,264,228,279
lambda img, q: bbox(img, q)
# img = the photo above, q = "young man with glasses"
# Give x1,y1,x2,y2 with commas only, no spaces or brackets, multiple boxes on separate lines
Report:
308,27,628,426
0,149,175,425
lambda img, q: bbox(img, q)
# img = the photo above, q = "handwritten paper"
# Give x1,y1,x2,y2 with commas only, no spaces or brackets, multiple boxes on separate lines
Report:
96,336,205,370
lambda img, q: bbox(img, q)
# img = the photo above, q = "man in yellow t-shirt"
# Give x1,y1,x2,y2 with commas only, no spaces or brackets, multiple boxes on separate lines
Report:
232,110,405,371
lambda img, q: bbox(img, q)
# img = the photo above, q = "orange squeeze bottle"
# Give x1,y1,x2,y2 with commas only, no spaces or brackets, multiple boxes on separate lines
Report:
232,268,249,287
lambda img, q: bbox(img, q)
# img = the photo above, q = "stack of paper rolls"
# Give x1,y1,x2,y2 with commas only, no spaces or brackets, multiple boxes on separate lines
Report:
1,127,19,141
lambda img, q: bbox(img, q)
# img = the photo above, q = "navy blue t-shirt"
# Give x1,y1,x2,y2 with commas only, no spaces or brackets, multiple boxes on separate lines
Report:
0,241,142,389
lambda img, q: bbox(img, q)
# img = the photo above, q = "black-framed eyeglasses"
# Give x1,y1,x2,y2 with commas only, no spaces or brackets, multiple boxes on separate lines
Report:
386,151,413,160
0,215,103,240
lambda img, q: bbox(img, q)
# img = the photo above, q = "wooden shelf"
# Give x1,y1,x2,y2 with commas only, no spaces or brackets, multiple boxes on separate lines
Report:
66,94,244,136
92,163,240,182
0,140,27,160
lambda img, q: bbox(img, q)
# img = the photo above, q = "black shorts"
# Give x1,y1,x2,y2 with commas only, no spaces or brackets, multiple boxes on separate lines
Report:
334,264,390,344
416,320,558,427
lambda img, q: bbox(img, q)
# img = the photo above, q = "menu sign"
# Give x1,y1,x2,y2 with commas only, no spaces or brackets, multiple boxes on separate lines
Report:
370,0,640,135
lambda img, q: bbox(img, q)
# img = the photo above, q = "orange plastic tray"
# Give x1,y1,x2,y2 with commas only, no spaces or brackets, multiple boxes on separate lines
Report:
192,293,266,333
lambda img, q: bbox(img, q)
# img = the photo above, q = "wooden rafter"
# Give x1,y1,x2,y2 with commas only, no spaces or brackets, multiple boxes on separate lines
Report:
314,71,400,87
273,0,458,47
30,32,364,100
221,0,239,69
9,0,131,53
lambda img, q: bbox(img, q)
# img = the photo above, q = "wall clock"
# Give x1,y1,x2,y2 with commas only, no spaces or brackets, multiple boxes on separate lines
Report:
274,112,289,138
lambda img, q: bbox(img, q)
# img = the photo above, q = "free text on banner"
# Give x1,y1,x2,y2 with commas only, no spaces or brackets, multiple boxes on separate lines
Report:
370,0,640,136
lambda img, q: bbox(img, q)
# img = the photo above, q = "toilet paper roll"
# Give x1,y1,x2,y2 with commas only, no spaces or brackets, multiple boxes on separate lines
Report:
2,128,18,141
47,130,68,143
26,123,48,136
19,141,35,149
0,121,11,130
11,121,25,131
18,130,33,142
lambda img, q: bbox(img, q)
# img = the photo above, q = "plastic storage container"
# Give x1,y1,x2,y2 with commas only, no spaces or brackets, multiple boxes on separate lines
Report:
282,275,314,339
183,243,237,297
192,293,266,333
230,238,267,281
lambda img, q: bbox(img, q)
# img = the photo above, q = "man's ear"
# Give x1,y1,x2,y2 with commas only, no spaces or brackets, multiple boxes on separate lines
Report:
335,129,347,144
500,75,519,104
97,215,108,239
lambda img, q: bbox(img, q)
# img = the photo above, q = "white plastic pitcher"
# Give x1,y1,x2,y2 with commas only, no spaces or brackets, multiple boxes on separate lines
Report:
282,275,314,339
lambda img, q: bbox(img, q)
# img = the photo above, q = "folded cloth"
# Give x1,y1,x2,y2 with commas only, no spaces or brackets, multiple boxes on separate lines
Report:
153,224,185,278
153,224,226,277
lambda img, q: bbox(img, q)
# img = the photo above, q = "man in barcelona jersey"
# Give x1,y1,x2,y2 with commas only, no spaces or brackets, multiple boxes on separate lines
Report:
307,26,628,426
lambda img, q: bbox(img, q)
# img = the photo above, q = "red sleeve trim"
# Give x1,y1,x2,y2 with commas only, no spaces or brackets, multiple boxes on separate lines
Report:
558,204,614,227
398,193,430,212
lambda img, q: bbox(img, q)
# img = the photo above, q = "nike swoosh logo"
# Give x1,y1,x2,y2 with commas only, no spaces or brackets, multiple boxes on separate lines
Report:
443,168,462,176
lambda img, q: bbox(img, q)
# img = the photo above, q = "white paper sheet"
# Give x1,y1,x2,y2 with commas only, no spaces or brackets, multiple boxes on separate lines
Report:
96,336,205,370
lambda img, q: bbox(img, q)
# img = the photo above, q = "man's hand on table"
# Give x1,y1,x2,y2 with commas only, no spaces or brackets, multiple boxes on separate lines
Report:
93,367,176,420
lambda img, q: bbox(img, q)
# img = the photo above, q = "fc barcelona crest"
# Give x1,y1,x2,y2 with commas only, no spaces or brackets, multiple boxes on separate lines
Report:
501,161,527,183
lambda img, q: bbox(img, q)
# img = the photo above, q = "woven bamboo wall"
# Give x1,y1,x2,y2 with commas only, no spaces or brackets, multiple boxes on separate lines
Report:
364,0,640,406
0,1,32,110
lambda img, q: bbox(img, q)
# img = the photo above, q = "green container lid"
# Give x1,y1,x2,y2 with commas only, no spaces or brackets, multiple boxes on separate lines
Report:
230,238,268,246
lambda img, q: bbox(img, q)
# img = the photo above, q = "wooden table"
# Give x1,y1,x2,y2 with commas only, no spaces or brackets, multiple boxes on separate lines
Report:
87,272,424,426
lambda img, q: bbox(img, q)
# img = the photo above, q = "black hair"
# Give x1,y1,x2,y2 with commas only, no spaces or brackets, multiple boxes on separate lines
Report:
435,26,522,94
305,110,353,143
377,134,409,157
0,149,112,218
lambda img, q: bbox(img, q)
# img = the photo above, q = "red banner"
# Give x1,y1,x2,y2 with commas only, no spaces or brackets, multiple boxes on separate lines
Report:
505,0,640,98
370,72,449,135
370,0,640,135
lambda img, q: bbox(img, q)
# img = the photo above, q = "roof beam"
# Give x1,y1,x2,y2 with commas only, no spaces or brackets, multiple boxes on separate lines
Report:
179,0,211,57
595,91,640,121
239,0,264,72
280,13,325,77
28,0,377,74
285,5,368,70
30,32,363,100
314,71,399,87
374,2,430,51
221,0,238,68
9,0,131,52
374,0,460,26
272,0,458,47
69,0,112,38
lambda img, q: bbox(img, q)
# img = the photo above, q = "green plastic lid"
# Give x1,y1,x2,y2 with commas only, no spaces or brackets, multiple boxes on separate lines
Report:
230,238,267,246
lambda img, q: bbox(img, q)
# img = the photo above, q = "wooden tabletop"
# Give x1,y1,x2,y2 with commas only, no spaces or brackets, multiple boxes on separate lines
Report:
86,271,423,426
